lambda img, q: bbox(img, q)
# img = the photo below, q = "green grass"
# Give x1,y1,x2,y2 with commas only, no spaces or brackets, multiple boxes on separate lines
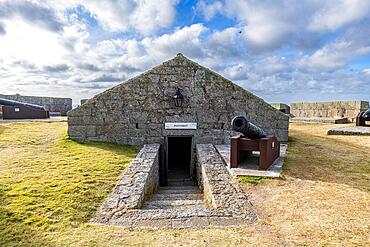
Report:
239,176,271,185
0,122,138,246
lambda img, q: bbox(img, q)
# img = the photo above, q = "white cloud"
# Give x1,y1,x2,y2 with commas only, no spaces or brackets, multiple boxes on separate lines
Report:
0,0,64,32
196,0,223,21
223,64,249,81
221,0,370,53
79,0,178,35
142,24,208,60
309,0,370,32
207,27,244,58
298,24,370,72
223,0,318,52
0,19,68,65
362,68,370,74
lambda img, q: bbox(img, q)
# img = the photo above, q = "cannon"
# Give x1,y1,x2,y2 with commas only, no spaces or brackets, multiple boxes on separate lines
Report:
230,116,279,170
0,98,46,111
0,98,49,119
363,108,370,120
356,108,370,126
231,116,267,139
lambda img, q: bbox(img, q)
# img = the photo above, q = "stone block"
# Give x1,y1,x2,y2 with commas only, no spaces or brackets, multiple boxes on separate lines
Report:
86,126,96,137
68,125,86,138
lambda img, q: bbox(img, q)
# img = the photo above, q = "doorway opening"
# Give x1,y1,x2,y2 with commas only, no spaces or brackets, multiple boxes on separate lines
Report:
167,136,192,180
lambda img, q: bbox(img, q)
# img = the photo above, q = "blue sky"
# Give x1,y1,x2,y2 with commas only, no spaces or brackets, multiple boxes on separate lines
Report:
0,0,369,105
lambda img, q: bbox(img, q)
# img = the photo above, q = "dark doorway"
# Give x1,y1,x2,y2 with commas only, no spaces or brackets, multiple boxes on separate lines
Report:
167,136,192,179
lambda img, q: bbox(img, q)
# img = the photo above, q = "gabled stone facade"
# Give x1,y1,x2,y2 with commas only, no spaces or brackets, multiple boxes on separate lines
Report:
68,54,289,145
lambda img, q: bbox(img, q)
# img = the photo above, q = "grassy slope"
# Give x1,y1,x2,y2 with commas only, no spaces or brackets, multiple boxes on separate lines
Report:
0,122,138,246
0,122,369,246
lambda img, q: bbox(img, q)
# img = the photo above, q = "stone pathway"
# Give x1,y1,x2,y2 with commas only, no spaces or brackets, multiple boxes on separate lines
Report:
92,177,253,228
215,144,287,178
327,126,370,136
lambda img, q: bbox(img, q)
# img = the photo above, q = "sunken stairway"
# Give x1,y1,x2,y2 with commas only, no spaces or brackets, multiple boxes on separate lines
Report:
119,178,227,221
95,178,253,228
143,178,205,210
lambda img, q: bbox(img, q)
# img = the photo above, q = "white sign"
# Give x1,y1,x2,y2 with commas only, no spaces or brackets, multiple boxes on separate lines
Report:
165,122,197,130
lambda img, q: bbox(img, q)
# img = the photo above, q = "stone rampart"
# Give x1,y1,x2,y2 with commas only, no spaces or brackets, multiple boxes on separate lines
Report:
291,101,369,120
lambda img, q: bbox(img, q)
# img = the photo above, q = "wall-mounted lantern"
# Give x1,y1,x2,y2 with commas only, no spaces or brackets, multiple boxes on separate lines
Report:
173,87,184,107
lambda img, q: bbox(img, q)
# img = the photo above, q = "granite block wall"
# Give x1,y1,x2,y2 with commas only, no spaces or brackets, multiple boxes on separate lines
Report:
93,144,160,222
291,101,369,119
195,144,256,220
68,54,289,144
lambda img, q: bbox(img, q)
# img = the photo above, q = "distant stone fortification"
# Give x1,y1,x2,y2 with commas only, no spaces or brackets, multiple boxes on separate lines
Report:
0,94,72,114
271,103,290,114
291,101,369,120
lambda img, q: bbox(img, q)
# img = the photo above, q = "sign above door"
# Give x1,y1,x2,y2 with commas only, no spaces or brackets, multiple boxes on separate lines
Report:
164,122,197,130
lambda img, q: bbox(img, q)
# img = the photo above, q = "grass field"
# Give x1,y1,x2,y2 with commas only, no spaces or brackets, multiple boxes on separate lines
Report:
0,121,369,246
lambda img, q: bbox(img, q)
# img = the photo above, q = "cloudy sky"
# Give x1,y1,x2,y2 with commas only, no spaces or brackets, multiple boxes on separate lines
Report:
0,0,370,105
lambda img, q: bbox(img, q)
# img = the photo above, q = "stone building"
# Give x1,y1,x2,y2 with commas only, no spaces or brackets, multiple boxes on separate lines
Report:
68,54,288,184
0,94,72,115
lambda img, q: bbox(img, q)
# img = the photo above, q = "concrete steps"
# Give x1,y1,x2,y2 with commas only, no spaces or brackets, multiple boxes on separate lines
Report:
117,207,227,221
100,177,254,228
158,185,199,193
167,180,197,186
143,199,204,209
118,181,230,221
151,193,203,200
143,182,204,210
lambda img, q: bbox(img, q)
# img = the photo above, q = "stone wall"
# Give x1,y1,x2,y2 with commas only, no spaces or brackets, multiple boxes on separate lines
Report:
196,144,256,220
291,101,369,119
0,94,72,113
94,144,160,223
271,103,290,114
68,54,289,144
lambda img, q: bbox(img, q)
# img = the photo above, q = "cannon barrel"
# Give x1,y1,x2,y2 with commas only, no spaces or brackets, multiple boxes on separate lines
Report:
0,98,45,111
231,116,267,139
363,108,370,121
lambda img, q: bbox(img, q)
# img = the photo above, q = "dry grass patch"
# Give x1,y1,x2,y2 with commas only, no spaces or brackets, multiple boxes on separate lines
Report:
284,123,369,191
241,123,370,246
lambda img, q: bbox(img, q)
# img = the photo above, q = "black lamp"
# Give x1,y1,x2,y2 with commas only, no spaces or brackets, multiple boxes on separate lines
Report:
173,87,184,107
